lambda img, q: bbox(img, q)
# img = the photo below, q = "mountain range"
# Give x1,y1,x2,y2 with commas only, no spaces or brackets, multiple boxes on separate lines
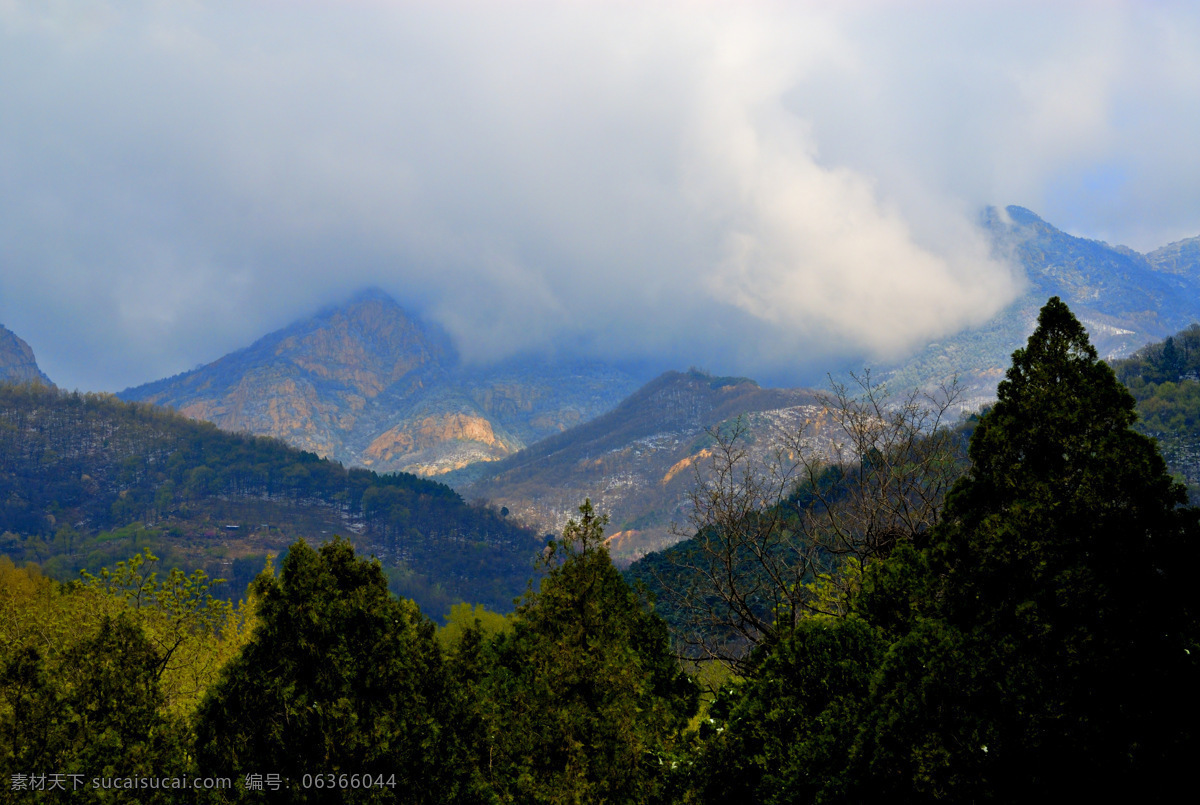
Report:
119,290,640,477
7,204,1200,568
879,206,1200,407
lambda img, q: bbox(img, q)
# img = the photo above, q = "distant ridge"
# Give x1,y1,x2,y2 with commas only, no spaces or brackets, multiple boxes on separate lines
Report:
120,289,639,476
878,205,1200,405
0,323,53,386
455,369,827,563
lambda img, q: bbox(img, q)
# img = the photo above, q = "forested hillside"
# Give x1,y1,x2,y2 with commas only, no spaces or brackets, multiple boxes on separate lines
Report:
1112,324,1200,492
0,384,541,614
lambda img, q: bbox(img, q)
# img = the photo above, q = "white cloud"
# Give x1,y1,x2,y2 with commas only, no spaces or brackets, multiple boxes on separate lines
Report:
0,1,1197,390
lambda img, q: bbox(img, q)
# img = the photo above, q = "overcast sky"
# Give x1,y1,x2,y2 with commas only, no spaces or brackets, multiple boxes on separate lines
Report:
3,1,1200,392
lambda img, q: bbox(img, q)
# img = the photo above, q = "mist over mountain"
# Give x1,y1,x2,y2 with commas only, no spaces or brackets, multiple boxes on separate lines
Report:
0,324,52,387
877,206,1200,408
104,205,1200,559
119,290,641,477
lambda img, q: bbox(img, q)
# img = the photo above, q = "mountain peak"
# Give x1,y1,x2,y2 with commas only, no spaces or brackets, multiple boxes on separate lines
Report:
119,290,458,457
1146,235,1200,280
1003,205,1046,226
304,289,458,369
980,205,1051,234
347,286,397,305
297,289,457,377
120,292,638,476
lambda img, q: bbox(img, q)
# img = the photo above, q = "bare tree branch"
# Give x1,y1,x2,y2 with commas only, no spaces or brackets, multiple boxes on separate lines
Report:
653,373,968,670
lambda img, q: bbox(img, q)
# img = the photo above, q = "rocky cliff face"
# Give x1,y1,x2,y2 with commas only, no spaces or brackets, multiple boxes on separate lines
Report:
0,324,53,386
120,290,638,476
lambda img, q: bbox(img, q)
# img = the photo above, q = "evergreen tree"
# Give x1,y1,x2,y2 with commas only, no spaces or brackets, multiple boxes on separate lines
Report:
695,298,1200,802
193,538,468,804
1,616,188,804
860,297,1200,799
689,616,884,805
462,500,697,804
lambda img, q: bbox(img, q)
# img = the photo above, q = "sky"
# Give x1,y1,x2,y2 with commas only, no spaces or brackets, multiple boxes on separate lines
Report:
3,0,1200,392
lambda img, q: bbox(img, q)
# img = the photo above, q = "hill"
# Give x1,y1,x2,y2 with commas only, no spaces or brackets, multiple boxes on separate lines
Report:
120,289,639,477
454,370,830,563
0,383,542,614
1110,324,1200,493
0,323,53,386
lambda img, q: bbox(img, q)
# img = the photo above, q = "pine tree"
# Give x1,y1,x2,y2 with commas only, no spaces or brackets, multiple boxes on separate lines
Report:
193,538,469,804
464,500,697,804
863,297,1200,799
696,298,1200,802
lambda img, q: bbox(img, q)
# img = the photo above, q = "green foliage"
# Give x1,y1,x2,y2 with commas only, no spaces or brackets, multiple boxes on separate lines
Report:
692,298,1200,802
193,538,469,804
689,617,884,805
0,384,541,615
437,602,511,652
458,500,698,804
1111,323,1200,492
79,549,255,716
0,615,189,803
0,550,254,728
888,295,1200,798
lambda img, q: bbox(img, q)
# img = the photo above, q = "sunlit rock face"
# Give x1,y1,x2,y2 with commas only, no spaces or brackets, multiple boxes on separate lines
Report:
120,289,638,476
0,324,53,387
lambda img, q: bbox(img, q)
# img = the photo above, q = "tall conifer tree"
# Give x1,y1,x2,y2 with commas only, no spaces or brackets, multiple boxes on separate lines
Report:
695,298,1200,802
461,500,696,804
863,296,1200,799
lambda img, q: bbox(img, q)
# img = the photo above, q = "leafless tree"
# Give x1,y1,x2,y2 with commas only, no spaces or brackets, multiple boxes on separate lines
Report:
657,372,968,670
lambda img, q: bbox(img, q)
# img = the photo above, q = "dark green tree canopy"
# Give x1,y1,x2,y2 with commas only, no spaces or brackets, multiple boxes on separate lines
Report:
194,538,467,804
1,615,188,803
459,500,697,804
900,296,1200,798
940,296,1200,631
961,296,1143,509
695,298,1200,803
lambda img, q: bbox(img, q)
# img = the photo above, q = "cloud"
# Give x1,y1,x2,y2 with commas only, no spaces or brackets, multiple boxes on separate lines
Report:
0,1,1197,391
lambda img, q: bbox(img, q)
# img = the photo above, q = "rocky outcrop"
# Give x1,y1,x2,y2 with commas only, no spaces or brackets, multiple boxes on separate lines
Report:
0,324,53,386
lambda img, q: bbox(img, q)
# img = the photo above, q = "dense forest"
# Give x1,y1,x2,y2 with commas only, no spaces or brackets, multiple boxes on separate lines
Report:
1111,324,1200,492
3,297,1199,802
0,386,541,614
